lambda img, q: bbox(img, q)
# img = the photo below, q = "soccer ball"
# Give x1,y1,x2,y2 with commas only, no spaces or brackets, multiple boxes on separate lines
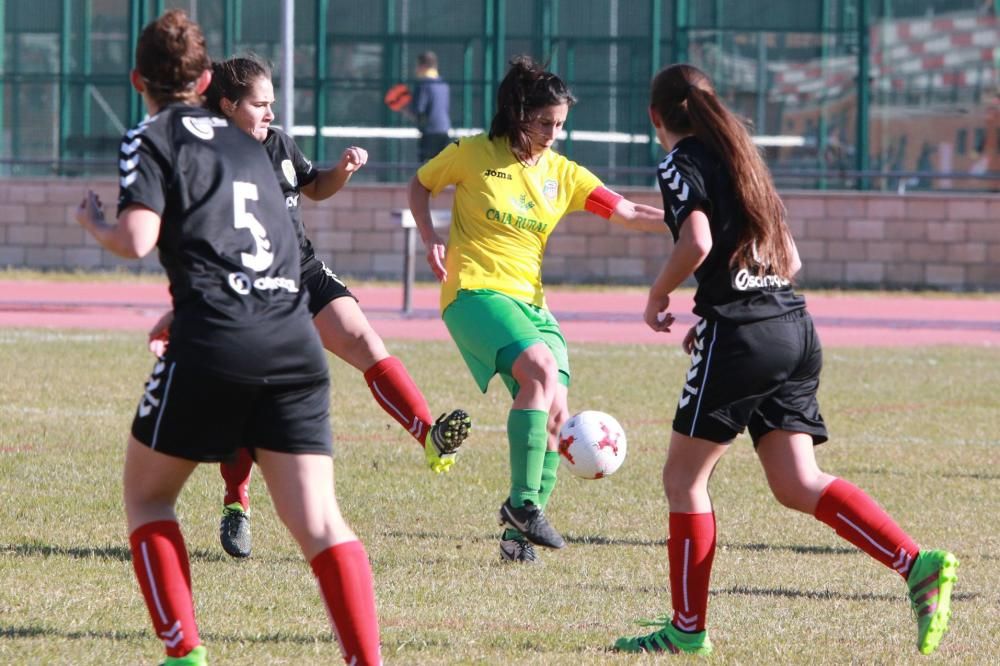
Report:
558,410,627,479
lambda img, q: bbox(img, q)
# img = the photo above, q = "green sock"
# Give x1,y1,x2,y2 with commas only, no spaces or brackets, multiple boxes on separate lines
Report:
538,450,560,510
507,409,548,507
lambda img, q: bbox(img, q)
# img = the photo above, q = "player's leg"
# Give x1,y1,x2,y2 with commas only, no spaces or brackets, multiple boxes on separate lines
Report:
496,342,566,549
614,431,724,655
757,431,958,655
127,357,247,664
249,375,381,664
124,436,205,664
539,381,569,510
218,448,253,558
255,449,381,665
309,263,470,472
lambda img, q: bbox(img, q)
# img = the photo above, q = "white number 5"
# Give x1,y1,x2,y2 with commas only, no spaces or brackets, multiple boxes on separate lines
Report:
233,181,274,271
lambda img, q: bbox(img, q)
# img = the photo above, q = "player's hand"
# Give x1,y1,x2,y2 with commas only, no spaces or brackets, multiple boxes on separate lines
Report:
148,309,174,357
424,234,448,282
644,290,674,332
75,190,106,230
339,146,368,174
682,325,698,354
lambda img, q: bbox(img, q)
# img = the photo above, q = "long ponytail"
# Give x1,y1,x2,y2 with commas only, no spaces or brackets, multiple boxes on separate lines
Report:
650,64,793,276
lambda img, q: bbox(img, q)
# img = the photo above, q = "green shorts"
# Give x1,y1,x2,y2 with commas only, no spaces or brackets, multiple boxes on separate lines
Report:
442,289,570,398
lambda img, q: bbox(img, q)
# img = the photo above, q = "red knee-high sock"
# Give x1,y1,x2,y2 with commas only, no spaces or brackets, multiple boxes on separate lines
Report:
668,512,716,633
814,478,920,579
363,356,434,445
129,520,201,658
220,448,253,510
310,541,382,665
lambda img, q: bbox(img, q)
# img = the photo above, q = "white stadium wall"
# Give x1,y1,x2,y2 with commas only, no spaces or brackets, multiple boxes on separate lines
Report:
1,180,998,290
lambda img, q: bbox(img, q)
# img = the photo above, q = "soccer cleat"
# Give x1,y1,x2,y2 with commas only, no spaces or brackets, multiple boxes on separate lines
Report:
497,498,565,549
219,503,251,559
159,645,208,666
907,549,959,655
613,616,713,655
423,409,471,474
499,529,540,564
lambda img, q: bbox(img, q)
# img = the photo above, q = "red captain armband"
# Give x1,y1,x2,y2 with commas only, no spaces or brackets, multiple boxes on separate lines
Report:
584,186,624,219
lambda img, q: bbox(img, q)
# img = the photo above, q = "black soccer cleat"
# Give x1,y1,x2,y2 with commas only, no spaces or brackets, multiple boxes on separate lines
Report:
497,498,566,549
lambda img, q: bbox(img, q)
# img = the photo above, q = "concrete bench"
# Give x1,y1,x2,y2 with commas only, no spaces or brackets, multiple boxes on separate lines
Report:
391,208,451,314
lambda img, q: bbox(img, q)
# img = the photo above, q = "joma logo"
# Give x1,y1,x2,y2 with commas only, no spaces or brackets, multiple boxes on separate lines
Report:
483,168,512,180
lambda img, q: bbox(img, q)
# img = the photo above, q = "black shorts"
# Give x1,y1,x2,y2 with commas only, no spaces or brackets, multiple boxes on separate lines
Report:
672,309,828,446
302,256,356,317
131,356,332,462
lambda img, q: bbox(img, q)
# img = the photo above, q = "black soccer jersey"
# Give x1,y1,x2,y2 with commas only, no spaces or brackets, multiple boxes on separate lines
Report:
262,128,319,263
117,104,326,384
657,136,805,323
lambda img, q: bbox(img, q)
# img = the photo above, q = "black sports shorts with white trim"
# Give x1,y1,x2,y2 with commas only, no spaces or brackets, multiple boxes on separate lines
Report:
672,308,829,446
131,356,332,462
302,256,356,317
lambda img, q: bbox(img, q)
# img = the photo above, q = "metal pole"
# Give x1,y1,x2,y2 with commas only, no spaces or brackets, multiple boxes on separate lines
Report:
223,0,236,57
649,0,662,166
755,33,767,136
60,0,72,163
314,0,329,163
856,0,870,189
127,0,144,127
0,0,6,166
673,0,689,64
82,0,93,144
280,0,294,135
483,0,496,129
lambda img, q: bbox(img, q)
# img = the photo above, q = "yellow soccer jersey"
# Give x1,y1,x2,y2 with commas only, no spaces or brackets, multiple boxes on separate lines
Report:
417,133,602,311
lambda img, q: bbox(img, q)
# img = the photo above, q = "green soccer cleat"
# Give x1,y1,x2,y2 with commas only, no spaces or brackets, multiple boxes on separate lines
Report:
907,549,959,655
423,409,471,474
613,616,713,656
160,645,207,666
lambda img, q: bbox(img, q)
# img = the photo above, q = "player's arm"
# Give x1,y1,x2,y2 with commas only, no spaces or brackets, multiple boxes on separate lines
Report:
644,208,712,332
300,146,368,201
585,186,667,233
407,174,447,281
788,231,802,276
75,190,160,259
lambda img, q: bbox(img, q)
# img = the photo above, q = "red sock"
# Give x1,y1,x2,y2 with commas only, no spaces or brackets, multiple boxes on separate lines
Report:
814,478,920,578
310,541,382,665
220,448,253,510
129,520,201,658
668,512,716,633
363,356,434,445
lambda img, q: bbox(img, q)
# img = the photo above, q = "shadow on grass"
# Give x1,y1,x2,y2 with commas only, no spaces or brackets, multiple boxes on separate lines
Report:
1,542,229,563
838,466,1000,481
0,624,332,645
381,531,863,556
717,585,981,603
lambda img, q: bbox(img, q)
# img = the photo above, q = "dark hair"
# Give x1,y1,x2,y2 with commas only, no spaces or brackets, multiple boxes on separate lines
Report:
134,9,210,106
204,55,272,115
650,64,793,276
489,55,576,163
416,51,438,69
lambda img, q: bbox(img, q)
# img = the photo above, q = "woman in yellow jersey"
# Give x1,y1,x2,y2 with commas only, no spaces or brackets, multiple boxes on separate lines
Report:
408,55,665,563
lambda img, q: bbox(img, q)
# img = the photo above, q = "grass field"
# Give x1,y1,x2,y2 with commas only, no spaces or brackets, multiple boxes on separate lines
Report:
1,329,998,664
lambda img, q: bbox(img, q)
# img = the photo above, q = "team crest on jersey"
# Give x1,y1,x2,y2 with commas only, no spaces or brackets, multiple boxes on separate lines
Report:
509,193,536,212
281,160,298,187
543,179,558,201
181,116,227,140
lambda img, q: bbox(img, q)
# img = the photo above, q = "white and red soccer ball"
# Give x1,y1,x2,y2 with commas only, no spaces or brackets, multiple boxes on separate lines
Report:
558,410,627,479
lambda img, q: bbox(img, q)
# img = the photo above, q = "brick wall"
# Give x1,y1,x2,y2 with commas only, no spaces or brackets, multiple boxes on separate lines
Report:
1,179,998,289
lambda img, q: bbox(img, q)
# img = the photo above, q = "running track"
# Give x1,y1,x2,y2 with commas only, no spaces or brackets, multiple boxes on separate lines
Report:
1,280,998,347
